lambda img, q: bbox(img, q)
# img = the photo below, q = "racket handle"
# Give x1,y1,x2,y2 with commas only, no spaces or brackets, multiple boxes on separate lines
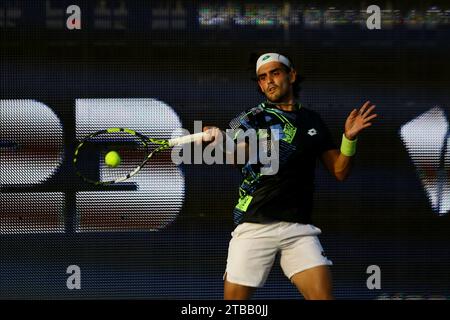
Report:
167,132,206,147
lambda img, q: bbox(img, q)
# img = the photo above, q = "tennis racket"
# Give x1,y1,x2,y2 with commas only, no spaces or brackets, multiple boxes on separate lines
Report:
73,128,205,185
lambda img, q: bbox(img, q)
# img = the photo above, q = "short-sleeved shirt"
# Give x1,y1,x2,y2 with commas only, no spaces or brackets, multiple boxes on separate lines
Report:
229,102,337,225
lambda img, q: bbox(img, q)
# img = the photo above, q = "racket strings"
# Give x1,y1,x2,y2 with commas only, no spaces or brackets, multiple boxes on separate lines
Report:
75,131,150,184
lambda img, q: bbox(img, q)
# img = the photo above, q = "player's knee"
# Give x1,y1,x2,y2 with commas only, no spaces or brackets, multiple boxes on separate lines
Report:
224,289,249,300
224,278,255,300
224,288,253,300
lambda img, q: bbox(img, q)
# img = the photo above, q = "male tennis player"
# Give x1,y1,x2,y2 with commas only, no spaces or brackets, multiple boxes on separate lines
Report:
204,53,377,300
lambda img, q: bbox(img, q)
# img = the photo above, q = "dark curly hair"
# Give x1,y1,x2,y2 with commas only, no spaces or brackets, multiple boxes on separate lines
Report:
249,52,303,98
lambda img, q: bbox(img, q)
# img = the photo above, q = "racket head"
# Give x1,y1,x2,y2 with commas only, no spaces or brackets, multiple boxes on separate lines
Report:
73,128,168,185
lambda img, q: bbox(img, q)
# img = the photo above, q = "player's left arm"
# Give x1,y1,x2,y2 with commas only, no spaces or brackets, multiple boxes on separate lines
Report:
321,101,377,181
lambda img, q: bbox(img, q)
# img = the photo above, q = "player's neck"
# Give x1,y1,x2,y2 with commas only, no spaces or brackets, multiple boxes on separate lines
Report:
273,97,297,112
267,90,296,111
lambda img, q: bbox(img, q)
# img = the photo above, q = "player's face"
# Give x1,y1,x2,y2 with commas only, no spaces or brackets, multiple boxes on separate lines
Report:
257,61,296,102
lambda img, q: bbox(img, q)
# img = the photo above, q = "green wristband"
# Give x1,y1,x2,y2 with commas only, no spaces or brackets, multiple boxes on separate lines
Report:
340,133,357,157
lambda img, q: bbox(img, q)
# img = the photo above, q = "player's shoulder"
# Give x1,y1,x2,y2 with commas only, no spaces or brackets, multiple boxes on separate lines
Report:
229,103,265,129
300,104,320,116
299,105,326,121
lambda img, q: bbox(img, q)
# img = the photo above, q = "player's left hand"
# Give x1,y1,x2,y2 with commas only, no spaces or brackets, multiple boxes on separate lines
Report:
344,100,378,140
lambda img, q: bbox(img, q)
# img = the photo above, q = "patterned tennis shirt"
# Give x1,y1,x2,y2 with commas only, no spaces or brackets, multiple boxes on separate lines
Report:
229,102,337,225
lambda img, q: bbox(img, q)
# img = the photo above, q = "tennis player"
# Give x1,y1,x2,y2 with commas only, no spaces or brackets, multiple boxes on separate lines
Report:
204,53,377,300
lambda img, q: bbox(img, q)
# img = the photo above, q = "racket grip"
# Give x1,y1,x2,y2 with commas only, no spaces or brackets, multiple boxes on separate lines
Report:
167,132,206,147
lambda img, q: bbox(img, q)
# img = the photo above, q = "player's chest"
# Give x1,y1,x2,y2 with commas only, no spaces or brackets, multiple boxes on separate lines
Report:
261,113,321,152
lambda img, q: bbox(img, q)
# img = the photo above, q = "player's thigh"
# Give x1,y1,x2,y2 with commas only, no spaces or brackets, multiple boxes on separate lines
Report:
223,273,256,300
225,223,279,289
291,265,334,300
279,234,333,299
279,234,332,280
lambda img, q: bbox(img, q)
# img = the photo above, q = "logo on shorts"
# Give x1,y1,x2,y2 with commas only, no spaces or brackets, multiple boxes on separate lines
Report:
321,251,327,258
308,128,317,136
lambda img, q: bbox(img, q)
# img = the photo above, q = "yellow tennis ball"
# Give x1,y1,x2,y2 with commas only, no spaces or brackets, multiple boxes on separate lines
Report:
105,151,121,168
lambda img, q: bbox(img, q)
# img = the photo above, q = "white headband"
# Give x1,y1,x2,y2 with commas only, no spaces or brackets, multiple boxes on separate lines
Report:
256,53,292,74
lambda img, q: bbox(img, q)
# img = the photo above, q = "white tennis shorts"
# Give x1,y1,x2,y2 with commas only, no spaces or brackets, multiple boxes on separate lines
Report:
224,221,333,288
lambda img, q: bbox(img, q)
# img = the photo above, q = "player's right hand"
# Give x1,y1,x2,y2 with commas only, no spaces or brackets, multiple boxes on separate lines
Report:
202,126,222,145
